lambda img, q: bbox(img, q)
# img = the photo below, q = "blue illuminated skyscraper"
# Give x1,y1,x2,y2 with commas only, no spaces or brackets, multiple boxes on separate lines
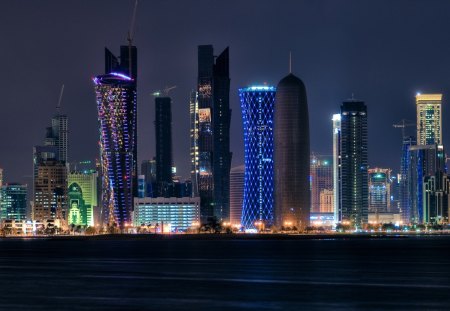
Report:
93,73,137,229
399,135,416,223
239,86,276,229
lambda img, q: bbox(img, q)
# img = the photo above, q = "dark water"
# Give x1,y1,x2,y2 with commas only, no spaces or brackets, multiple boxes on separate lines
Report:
1,235,450,310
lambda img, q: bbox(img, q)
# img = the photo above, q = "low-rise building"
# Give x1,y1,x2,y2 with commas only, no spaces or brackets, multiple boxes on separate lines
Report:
133,197,200,232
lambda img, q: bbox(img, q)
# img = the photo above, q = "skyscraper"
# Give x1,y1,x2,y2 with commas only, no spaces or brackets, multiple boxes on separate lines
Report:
141,159,156,197
274,73,310,230
0,168,3,187
332,114,342,224
368,168,391,213
0,183,27,221
310,154,333,213
194,45,231,222
155,96,173,196
416,94,442,145
33,160,68,222
94,72,137,229
408,144,446,223
399,135,416,223
230,165,245,226
423,171,450,224
51,114,69,164
189,91,199,198
340,100,368,228
239,86,276,229
103,45,138,199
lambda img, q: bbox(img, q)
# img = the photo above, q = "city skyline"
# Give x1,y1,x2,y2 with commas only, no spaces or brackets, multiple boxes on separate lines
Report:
1,0,450,186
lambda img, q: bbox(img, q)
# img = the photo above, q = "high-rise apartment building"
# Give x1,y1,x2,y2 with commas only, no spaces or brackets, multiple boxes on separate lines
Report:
368,168,391,213
230,165,245,226
94,72,137,229
340,100,368,228
274,73,310,230
239,86,276,229
310,154,333,213
193,45,231,222
33,160,68,222
332,114,341,224
155,96,173,197
0,183,27,221
416,94,442,145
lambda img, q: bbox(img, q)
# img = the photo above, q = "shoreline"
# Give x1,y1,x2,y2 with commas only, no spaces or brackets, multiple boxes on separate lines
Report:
1,232,450,241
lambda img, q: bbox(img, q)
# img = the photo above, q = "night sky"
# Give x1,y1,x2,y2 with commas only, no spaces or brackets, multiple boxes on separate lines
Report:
1,0,450,184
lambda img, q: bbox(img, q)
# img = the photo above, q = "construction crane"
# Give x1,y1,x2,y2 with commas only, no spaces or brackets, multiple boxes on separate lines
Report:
152,86,177,97
56,84,64,114
393,119,415,139
127,0,138,78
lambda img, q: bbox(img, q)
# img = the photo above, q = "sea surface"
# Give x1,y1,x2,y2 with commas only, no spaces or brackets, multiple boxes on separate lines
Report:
0,234,449,310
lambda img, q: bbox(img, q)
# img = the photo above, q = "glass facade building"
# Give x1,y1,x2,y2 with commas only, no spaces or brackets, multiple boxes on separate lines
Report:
368,168,391,213
332,114,341,224
399,136,416,223
408,144,446,223
423,171,450,224
133,197,200,231
94,73,137,229
193,45,231,222
340,100,368,228
274,73,310,230
239,86,276,229
155,96,173,196
0,184,27,221
310,154,333,213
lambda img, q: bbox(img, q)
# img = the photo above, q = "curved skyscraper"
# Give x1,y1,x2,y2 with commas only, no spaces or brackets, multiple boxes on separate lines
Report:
274,74,310,230
94,73,137,229
239,86,276,229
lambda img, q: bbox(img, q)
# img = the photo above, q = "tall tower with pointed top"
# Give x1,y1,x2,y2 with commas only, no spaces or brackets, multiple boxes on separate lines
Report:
274,72,310,230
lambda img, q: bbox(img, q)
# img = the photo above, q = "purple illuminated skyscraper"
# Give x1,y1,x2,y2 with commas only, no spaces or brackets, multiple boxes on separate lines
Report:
94,42,138,229
94,43,138,229
94,73,136,229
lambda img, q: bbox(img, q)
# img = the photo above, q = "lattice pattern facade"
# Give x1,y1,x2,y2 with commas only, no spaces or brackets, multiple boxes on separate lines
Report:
239,86,276,229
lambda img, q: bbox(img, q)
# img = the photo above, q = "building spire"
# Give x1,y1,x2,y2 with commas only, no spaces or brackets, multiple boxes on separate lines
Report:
289,51,292,74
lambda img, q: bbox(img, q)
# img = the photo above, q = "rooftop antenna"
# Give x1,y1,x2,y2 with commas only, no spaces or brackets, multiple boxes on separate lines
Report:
289,51,292,74
56,84,64,114
127,0,138,79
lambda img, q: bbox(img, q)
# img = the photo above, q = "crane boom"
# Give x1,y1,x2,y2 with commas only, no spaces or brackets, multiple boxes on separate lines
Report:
152,86,177,97
127,0,138,79
392,119,415,138
56,84,64,113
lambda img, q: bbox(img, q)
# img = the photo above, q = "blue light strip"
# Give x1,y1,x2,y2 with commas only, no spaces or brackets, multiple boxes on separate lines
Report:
239,87,276,229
